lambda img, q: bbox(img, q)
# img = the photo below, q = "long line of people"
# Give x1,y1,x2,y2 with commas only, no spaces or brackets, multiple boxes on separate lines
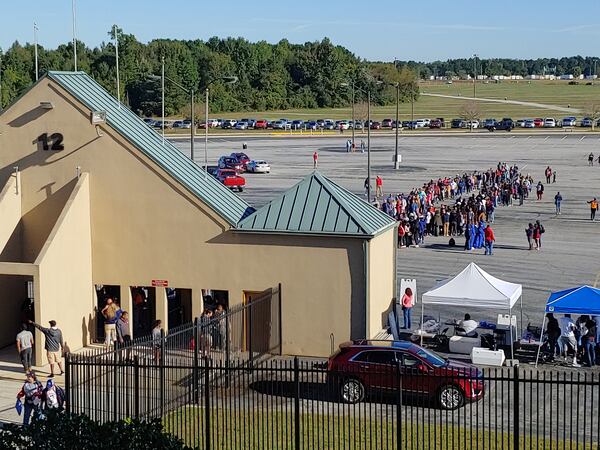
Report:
375,162,535,249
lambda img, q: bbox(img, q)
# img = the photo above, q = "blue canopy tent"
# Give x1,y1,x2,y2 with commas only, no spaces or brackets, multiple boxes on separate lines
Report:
535,285,600,365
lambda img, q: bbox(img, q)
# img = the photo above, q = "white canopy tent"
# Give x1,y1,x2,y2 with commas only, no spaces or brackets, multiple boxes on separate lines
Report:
420,262,523,359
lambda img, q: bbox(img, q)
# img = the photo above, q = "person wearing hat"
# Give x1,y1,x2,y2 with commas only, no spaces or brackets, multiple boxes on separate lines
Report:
29,319,64,377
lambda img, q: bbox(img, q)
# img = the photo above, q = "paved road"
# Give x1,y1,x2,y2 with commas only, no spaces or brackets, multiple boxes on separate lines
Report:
172,133,600,333
421,93,580,113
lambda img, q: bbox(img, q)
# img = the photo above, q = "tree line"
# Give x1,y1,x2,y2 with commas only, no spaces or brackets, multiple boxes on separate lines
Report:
0,29,417,117
395,55,599,80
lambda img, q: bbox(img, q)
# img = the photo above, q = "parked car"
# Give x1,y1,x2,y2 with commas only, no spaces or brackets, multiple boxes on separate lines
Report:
486,118,513,132
230,152,251,169
247,160,271,173
255,119,268,129
305,121,318,131
180,120,192,129
352,120,364,130
212,168,245,192
581,117,594,127
415,119,429,128
235,121,249,130
218,156,244,172
291,120,304,130
143,118,156,127
429,119,443,129
322,120,336,130
533,118,544,128
326,340,484,410
516,119,526,128
463,120,479,129
246,119,257,128
221,119,237,129
560,117,577,127
524,119,535,128
483,118,497,129
543,118,556,128
450,119,463,129
381,118,394,128
370,121,382,130
337,120,350,130
272,120,288,130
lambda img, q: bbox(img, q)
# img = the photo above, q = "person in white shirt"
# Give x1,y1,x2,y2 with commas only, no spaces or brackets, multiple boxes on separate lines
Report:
558,314,580,367
457,314,478,337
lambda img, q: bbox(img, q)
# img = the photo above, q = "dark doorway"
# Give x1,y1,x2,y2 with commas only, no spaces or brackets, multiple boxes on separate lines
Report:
131,287,156,338
94,285,120,343
202,289,229,311
167,288,192,330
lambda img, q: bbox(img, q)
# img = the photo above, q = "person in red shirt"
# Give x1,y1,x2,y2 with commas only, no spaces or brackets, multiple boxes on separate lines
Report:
375,176,383,198
313,151,318,169
484,223,495,255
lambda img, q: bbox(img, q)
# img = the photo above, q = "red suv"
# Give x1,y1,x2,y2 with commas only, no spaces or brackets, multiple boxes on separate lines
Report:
327,340,484,410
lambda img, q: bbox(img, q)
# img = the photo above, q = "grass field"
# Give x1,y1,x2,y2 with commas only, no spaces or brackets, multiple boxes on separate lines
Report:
163,407,594,449
201,80,600,123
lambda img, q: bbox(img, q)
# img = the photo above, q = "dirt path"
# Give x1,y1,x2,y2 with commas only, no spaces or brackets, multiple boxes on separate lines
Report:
421,93,581,114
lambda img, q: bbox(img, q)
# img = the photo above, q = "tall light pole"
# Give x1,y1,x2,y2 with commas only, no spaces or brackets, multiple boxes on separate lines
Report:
473,54,478,98
351,83,355,148
34,22,39,81
204,76,238,169
72,0,77,71
113,25,120,106
394,82,400,169
161,56,165,145
367,90,371,203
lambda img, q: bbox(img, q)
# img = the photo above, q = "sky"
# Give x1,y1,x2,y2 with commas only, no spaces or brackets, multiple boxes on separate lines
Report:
2,0,600,62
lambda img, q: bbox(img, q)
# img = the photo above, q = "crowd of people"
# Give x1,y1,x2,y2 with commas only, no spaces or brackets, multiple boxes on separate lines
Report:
374,162,544,253
545,313,599,368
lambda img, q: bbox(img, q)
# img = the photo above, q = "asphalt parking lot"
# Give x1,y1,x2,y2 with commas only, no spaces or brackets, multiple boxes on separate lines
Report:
172,133,600,329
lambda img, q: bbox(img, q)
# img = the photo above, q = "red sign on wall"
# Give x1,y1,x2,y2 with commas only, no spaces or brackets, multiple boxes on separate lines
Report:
151,279,169,287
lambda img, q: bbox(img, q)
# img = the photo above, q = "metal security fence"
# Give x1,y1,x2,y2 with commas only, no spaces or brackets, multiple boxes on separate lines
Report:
66,354,600,450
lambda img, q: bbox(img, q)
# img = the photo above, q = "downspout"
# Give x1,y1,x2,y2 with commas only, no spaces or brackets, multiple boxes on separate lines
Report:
364,239,370,340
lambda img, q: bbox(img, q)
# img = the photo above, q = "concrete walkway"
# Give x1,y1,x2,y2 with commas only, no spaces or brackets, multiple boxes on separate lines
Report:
0,346,65,424
421,92,581,113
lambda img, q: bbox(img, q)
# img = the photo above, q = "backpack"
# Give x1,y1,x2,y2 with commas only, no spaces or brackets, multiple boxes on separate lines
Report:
539,224,545,234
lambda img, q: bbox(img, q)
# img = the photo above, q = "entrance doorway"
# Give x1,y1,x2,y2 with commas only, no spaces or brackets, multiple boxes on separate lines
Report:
243,290,273,355
94,285,120,343
131,287,156,337
167,288,192,330
202,289,229,311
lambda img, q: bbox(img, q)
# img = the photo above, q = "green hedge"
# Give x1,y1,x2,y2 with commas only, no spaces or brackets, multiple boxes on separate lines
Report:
0,410,192,450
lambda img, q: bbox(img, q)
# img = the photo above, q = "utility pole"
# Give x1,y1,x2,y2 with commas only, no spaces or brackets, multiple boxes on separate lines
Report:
161,56,165,145
113,25,120,106
72,0,77,71
367,90,371,203
350,82,355,148
34,22,39,81
204,88,209,169
190,88,195,162
473,54,477,98
394,83,400,169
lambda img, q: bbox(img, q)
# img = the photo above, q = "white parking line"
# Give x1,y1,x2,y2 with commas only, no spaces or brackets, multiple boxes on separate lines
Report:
561,136,567,140
580,136,586,141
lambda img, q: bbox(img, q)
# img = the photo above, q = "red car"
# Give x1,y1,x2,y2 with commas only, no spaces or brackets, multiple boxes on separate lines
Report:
370,121,382,130
213,169,245,192
327,340,484,410
230,152,251,169
255,120,268,129
533,118,544,128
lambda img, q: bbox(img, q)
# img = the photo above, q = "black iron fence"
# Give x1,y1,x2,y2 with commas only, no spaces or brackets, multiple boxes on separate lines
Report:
66,349,600,449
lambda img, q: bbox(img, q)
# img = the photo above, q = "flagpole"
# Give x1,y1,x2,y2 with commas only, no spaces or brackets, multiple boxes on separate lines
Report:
114,25,120,106
34,22,39,80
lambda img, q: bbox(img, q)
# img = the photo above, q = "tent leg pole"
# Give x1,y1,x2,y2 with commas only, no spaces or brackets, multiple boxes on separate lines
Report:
520,295,524,341
509,307,514,361
535,316,547,368
420,300,424,347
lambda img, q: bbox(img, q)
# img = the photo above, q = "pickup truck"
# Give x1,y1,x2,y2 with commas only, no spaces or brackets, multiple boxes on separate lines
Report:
212,168,245,192
486,118,514,132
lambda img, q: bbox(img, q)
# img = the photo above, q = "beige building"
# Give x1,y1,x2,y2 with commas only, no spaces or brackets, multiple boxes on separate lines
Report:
0,72,397,365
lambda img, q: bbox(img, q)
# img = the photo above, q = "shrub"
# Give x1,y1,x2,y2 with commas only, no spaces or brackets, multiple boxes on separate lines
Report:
0,410,191,450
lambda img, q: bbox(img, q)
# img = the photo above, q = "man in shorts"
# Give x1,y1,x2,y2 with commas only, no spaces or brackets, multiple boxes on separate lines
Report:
30,320,64,377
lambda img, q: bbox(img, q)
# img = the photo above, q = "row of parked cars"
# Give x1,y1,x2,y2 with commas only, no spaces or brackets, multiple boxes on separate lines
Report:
209,152,271,192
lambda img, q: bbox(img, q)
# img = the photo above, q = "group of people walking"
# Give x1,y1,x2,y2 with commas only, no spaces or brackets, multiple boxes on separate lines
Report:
545,313,599,368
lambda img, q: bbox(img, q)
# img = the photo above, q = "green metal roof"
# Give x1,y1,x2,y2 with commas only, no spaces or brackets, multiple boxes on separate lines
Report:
47,71,254,226
237,171,396,237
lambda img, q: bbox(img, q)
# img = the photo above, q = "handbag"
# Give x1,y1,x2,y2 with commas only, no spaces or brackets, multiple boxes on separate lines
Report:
15,398,22,416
